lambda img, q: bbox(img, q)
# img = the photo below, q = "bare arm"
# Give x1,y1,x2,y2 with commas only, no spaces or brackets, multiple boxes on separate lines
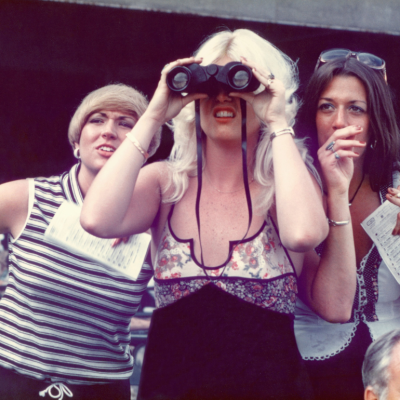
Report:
233,58,328,252
299,126,366,322
272,139,328,252
299,202,356,323
81,57,207,238
0,180,29,238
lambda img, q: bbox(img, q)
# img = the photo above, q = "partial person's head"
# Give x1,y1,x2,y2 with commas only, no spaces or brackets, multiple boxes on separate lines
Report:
168,29,309,213
299,51,400,191
362,329,400,400
68,84,161,173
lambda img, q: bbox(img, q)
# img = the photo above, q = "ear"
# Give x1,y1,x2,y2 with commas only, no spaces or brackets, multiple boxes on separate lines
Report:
73,142,79,150
364,386,379,400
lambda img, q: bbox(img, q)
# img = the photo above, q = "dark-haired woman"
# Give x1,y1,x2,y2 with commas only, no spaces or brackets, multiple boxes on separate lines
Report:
294,49,400,400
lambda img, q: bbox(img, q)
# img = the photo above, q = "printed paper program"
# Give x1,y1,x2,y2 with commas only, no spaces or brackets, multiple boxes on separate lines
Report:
45,201,150,280
361,200,400,284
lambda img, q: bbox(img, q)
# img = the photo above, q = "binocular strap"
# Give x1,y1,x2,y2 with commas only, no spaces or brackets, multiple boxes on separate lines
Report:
194,98,253,275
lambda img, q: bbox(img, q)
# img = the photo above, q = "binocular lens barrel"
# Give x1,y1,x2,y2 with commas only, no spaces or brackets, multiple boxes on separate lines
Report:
172,71,189,90
167,66,191,92
231,70,250,89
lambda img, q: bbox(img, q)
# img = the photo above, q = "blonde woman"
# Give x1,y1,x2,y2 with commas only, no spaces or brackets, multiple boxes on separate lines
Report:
82,30,329,399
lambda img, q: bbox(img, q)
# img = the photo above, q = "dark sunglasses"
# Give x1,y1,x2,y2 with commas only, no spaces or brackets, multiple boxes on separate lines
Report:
315,48,387,82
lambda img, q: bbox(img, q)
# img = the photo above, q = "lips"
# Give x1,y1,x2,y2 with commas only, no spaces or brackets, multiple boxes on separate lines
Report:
98,146,115,152
213,107,236,119
96,144,116,156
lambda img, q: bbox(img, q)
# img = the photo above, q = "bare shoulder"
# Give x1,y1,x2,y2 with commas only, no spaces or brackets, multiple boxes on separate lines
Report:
0,179,29,235
136,161,171,195
140,161,169,179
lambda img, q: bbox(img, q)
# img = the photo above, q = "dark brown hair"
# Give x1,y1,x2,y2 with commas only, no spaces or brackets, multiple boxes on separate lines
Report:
298,57,400,191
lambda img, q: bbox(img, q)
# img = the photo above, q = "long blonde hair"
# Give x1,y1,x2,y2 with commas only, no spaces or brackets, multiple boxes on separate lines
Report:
164,29,318,214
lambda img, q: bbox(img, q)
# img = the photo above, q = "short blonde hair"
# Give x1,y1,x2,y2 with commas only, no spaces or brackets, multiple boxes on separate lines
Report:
68,83,161,157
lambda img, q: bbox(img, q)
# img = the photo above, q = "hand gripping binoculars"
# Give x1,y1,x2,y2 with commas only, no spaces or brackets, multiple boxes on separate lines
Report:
166,62,260,95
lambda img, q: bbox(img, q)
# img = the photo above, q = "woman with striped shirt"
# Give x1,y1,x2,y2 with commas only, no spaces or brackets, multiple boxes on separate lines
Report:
0,84,159,400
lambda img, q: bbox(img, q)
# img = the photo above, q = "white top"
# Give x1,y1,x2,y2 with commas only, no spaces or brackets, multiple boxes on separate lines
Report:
294,171,400,360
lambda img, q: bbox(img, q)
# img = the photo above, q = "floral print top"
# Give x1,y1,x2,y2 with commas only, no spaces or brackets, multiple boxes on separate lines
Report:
154,208,298,315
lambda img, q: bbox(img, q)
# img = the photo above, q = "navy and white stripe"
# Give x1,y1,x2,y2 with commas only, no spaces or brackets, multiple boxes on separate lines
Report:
0,164,153,384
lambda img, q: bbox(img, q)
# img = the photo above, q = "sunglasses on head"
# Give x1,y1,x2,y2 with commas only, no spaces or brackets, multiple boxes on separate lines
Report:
314,48,387,83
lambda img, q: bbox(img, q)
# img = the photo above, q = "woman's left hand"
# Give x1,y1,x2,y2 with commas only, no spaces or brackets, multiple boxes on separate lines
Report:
230,57,288,128
386,185,400,235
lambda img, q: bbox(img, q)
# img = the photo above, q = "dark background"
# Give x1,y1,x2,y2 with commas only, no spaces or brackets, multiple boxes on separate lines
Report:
1,0,400,183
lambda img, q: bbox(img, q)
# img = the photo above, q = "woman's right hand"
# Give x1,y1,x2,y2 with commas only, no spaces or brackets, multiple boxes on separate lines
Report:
143,57,207,125
318,125,366,195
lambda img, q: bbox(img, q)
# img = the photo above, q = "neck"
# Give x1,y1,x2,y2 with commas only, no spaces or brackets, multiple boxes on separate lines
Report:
77,164,96,198
349,165,367,193
348,165,369,206
203,136,256,191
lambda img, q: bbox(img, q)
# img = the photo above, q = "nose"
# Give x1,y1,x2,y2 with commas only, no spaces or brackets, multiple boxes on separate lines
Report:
101,119,117,139
215,87,233,103
333,108,347,130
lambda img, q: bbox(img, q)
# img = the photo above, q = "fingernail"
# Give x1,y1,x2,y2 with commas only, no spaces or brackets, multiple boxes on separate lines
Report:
359,141,366,144
241,56,247,62
389,187,394,192
252,68,257,72
356,125,362,130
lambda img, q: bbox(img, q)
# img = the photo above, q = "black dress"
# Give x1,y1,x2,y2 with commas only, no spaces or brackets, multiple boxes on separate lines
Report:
138,283,313,400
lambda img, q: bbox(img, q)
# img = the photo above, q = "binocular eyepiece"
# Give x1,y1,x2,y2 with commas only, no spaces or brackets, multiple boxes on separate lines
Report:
166,62,260,95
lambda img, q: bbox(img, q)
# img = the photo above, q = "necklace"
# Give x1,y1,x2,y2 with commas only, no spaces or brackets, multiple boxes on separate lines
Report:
205,173,255,194
349,173,365,206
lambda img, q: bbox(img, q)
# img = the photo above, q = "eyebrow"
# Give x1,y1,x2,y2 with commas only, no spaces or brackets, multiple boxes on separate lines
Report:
319,97,367,105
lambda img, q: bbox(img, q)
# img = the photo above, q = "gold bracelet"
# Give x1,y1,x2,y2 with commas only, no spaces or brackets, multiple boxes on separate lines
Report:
126,132,149,162
327,218,350,227
270,127,295,141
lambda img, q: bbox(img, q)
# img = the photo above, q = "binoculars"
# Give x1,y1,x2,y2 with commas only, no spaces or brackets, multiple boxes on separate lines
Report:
166,62,260,95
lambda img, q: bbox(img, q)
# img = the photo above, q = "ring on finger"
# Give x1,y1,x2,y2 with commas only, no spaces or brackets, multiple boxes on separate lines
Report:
334,152,340,160
268,73,275,80
326,141,335,152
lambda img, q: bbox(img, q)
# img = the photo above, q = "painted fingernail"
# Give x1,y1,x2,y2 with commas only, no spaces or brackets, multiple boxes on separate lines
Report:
356,125,362,130
359,141,366,144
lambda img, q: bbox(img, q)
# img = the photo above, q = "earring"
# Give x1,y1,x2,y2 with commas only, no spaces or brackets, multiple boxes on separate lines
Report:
74,148,81,159
370,140,377,149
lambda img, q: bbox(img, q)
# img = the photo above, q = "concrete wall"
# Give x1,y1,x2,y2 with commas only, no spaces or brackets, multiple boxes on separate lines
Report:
43,0,400,35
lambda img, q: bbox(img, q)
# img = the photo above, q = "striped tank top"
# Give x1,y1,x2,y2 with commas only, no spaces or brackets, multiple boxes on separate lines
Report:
0,164,153,384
